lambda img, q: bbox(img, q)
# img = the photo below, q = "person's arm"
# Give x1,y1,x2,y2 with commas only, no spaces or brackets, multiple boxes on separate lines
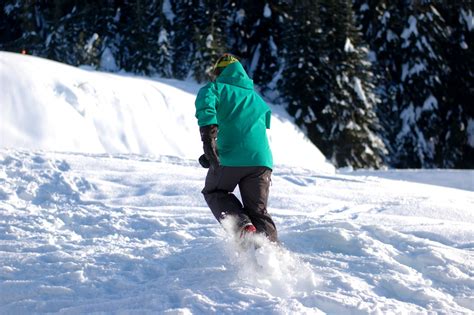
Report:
195,82,219,127
195,83,220,169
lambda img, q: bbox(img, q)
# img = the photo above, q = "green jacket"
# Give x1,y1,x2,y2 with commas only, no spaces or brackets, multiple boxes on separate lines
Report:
195,62,273,169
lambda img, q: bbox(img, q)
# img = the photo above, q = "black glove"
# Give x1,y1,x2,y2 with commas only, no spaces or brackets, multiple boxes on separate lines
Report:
198,154,210,168
200,124,220,169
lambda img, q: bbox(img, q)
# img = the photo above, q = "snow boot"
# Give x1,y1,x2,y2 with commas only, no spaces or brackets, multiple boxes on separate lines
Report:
240,223,257,238
238,223,259,250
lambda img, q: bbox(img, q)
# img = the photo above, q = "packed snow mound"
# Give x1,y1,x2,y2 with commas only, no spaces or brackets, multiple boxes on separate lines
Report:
0,51,334,173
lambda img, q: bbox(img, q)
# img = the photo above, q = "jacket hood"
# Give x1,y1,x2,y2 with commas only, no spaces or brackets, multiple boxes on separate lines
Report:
216,62,254,90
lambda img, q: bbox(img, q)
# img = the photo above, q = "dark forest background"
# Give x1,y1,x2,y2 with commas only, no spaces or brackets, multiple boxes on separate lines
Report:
1,0,473,169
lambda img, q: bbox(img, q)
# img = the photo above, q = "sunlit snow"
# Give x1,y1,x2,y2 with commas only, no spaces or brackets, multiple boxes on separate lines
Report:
0,52,473,314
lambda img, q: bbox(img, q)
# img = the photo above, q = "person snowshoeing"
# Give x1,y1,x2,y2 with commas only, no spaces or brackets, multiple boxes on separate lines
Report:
195,53,278,244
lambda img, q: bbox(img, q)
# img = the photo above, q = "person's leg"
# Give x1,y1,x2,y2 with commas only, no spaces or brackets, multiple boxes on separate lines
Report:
239,167,278,242
202,167,252,230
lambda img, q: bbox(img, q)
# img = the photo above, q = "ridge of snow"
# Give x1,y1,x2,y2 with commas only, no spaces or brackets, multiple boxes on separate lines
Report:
0,51,334,173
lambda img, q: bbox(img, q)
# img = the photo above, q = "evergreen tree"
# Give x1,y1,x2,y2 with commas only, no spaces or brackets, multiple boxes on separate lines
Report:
227,0,255,60
247,1,284,91
0,0,46,55
0,2,21,49
279,0,327,144
93,4,121,72
118,0,161,74
52,2,113,68
393,1,449,168
352,0,399,163
323,0,386,168
280,0,386,169
440,3,474,168
156,0,174,78
354,0,455,168
191,0,230,83
43,1,68,62
44,4,86,66
171,0,201,80
227,1,284,91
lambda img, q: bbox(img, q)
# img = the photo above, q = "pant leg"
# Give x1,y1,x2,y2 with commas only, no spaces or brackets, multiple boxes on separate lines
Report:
239,167,278,242
202,167,252,229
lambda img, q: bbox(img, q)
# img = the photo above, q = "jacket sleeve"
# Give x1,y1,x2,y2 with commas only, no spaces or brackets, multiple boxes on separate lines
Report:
195,82,219,127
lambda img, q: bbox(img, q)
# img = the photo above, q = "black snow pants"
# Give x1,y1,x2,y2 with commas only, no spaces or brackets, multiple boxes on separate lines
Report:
202,166,278,243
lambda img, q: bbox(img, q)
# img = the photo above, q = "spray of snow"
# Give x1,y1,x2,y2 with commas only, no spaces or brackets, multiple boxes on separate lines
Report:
230,239,319,299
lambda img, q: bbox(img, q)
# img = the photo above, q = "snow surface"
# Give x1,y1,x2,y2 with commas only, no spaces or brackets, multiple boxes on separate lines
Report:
1,52,474,314
1,150,473,314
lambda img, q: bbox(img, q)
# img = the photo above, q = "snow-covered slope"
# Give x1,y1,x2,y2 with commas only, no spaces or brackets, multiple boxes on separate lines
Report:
0,51,334,173
0,149,473,314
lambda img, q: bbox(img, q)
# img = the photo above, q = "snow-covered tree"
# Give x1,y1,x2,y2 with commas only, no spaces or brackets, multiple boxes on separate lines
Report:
227,2,253,59
352,0,399,162
354,0,456,168
191,0,230,83
226,1,285,91
246,2,281,90
440,4,474,168
155,0,174,78
393,2,449,168
324,0,387,168
171,0,201,80
0,0,46,55
118,0,158,74
156,27,173,78
43,3,117,69
279,0,328,145
280,0,386,169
